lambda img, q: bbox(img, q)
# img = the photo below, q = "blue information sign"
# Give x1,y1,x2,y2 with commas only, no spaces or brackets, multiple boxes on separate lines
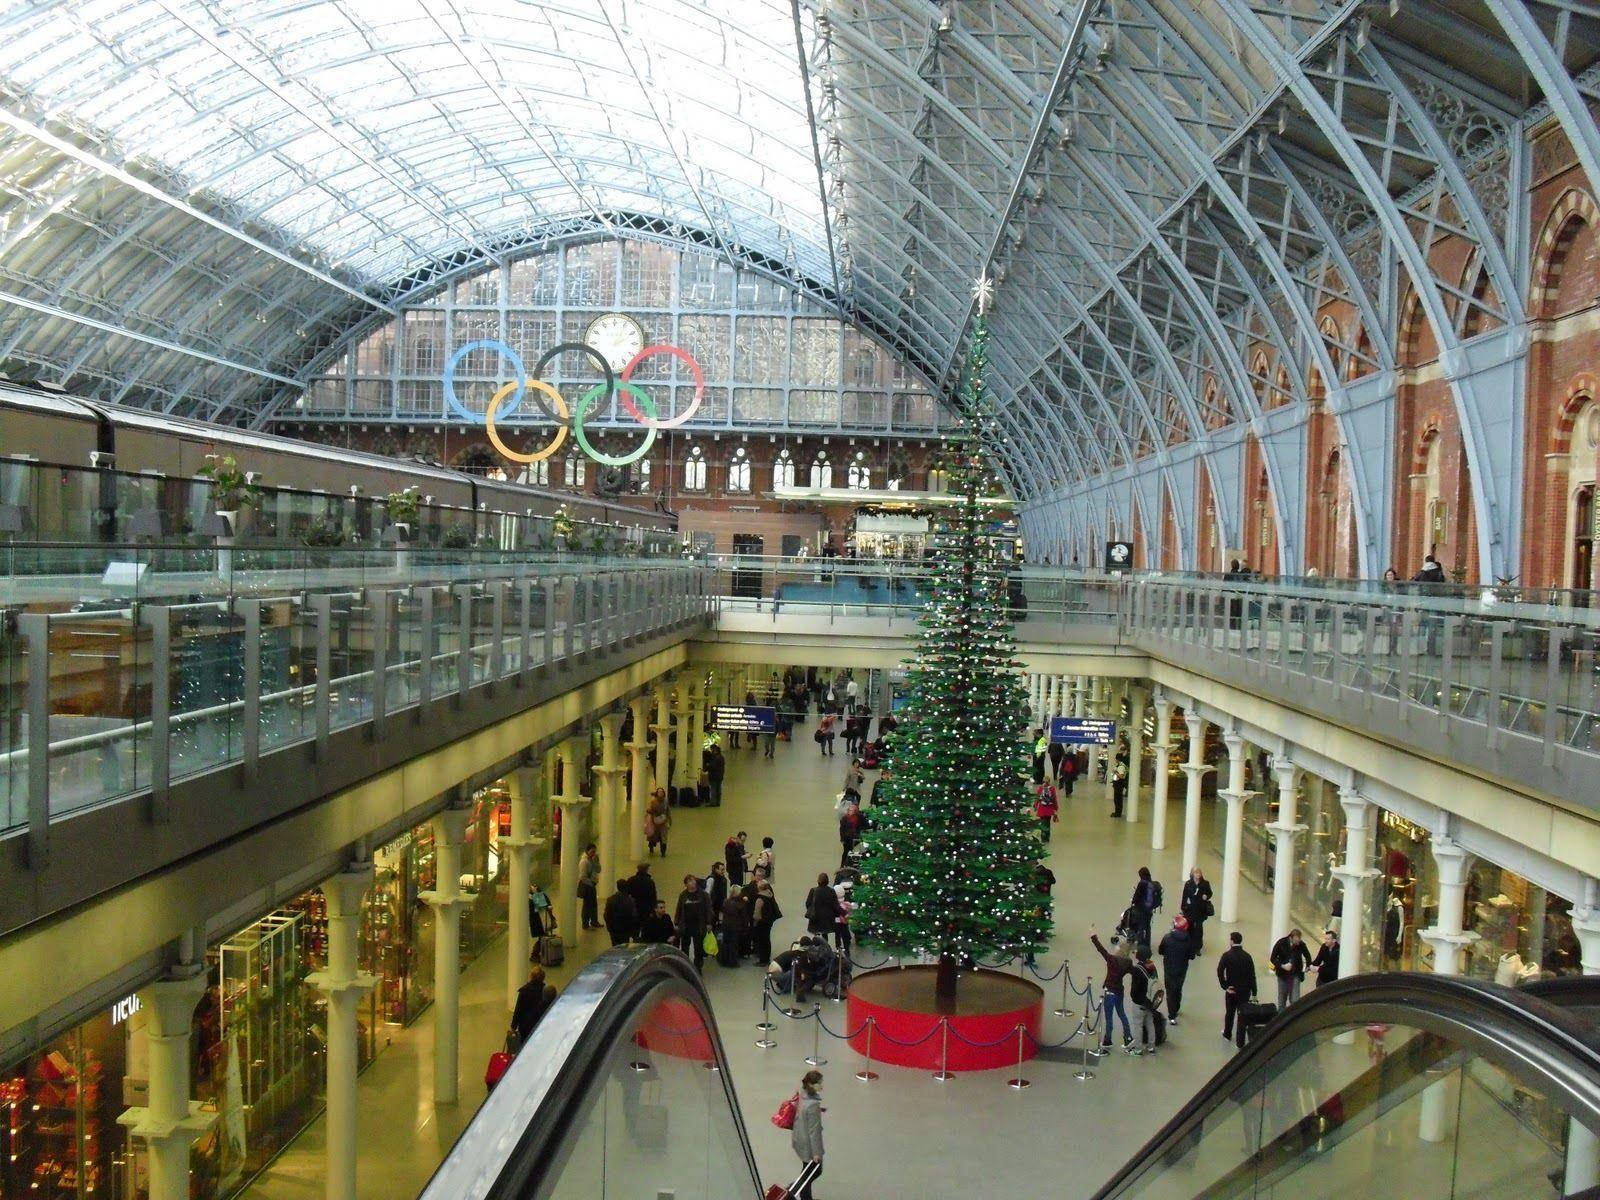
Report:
1049,716,1117,746
710,705,776,734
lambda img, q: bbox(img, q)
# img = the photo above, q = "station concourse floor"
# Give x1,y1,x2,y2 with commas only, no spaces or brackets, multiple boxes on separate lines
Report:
240,730,1276,1200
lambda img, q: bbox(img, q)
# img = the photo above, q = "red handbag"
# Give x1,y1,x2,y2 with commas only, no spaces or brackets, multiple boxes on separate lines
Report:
770,1092,799,1129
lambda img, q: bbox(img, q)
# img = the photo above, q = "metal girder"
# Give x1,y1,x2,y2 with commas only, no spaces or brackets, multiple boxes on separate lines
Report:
1210,0,1520,580
1484,1,1600,210
936,0,1100,386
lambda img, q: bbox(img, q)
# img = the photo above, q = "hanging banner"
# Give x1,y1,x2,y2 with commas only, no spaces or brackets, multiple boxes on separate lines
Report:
1050,716,1117,745
709,705,776,734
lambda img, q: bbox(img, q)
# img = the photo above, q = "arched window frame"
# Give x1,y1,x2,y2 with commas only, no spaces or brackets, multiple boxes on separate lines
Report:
683,445,707,491
809,451,832,489
847,450,871,490
728,447,752,493
773,448,796,489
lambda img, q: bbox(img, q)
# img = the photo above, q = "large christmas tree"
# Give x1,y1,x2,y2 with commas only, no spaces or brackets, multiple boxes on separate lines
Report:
853,294,1050,1001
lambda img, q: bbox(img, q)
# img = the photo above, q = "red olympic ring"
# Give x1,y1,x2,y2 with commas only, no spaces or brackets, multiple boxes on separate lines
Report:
618,344,705,429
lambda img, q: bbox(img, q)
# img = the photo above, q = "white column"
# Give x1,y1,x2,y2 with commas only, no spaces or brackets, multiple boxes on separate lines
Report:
652,681,673,798
1085,678,1103,785
627,696,652,864
1330,787,1378,979
596,712,626,898
1418,834,1477,1142
673,682,692,790
503,765,545,1011
1218,731,1255,925
309,864,377,1200
1126,686,1148,824
1567,890,1600,1193
117,970,214,1200
1149,691,1173,851
555,736,592,948
1180,712,1210,877
421,803,475,1105
1266,758,1306,947
688,679,706,781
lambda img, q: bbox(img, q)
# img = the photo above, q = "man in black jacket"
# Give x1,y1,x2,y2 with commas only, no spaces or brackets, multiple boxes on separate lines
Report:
1311,929,1340,988
603,884,638,947
1217,932,1258,1048
674,874,712,971
623,863,658,917
1269,928,1313,1009
1157,916,1195,1023
511,965,556,1046
705,744,727,806
639,900,675,943
725,832,748,886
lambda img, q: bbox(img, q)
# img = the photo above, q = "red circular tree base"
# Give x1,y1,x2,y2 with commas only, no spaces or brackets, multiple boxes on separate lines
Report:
846,966,1044,1071
632,996,714,1061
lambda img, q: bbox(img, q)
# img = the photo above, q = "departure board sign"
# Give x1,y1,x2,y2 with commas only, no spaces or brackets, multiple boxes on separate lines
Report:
710,705,776,734
1050,717,1118,746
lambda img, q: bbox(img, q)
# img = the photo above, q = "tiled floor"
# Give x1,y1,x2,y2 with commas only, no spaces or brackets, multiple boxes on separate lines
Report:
242,722,1278,1200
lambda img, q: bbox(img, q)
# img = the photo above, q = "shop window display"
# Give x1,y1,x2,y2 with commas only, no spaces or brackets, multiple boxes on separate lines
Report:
0,1017,121,1198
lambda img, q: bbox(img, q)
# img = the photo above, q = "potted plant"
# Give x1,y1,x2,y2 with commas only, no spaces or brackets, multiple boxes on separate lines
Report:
552,504,575,551
384,487,420,541
197,454,260,537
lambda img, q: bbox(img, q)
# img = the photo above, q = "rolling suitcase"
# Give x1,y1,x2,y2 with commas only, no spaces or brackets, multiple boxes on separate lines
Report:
538,935,565,968
677,785,701,808
766,1161,822,1200
1240,1001,1276,1045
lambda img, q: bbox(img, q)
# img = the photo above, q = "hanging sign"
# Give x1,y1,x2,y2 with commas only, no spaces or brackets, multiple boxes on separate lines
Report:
1050,716,1118,745
709,705,776,734
1104,541,1134,573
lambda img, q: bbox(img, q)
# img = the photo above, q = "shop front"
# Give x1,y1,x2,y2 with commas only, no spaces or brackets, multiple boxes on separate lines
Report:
0,785,523,1199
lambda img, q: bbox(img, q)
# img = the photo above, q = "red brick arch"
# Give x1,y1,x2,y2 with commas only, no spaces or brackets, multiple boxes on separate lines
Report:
1531,188,1600,315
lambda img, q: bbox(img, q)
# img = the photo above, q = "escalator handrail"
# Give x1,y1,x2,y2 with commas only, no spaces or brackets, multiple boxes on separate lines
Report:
419,944,764,1200
1091,971,1600,1200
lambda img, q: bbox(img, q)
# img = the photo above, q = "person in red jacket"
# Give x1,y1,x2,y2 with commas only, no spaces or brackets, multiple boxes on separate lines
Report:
1089,924,1136,1053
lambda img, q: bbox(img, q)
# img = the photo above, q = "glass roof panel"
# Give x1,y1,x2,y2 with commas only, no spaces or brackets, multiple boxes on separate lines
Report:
0,0,829,282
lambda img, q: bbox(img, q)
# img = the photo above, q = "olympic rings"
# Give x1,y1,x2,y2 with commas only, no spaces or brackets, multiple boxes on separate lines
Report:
440,336,701,472
573,382,655,466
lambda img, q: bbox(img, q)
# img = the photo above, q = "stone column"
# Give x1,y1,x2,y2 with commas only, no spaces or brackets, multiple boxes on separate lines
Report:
1418,833,1477,1142
1180,711,1211,878
1033,674,1045,724
1149,691,1173,851
1085,677,1104,785
688,678,706,781
1567,887,1600,1193
555,736,592,948
117,969,214,1200
420,803,475,1105
309,863,377,1200
1126,685,1148,824
596,712,627,898
627,695,652,863
673,682,692,790
1266,758,1307,947
1330,786,1379,978
652,681,673,799
502,765,545,1011
1217,731,1256,925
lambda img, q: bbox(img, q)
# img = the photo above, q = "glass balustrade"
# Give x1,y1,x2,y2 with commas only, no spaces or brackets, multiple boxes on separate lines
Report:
0,548,703,836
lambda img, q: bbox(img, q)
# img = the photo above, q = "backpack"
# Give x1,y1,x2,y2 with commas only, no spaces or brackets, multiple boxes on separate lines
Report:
771,1092,799,1130
1151,881,1164,910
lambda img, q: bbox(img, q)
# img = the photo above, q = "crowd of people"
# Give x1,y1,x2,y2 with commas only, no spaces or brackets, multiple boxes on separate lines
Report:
1080,860,1342,1056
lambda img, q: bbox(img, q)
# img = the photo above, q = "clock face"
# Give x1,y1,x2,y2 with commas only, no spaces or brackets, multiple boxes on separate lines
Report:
586,313,646,373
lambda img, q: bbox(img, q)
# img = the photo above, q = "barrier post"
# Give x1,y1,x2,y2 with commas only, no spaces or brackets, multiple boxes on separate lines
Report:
1006,1025,1031,1090
855,1018,878,1082
756,984,775,1032
804,1005,828,1067
932,1019,954,1082
755,986,777,1050
1074,1038,1096,1081
1054,967,1071,1018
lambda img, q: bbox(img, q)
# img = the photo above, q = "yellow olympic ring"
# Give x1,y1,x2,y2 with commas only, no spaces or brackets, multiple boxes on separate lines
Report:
484,379,569,463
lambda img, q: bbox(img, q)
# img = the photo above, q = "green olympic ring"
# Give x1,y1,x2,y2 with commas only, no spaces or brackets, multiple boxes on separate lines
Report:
573,381,656,466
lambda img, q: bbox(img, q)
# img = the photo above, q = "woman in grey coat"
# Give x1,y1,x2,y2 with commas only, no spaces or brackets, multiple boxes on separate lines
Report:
789,1069,825,1199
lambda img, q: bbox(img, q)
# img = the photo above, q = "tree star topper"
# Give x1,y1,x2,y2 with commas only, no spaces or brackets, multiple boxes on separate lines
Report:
972,273,995,315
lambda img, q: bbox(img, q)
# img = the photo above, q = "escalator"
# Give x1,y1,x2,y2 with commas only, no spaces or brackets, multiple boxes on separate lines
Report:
423,949,1600,1199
